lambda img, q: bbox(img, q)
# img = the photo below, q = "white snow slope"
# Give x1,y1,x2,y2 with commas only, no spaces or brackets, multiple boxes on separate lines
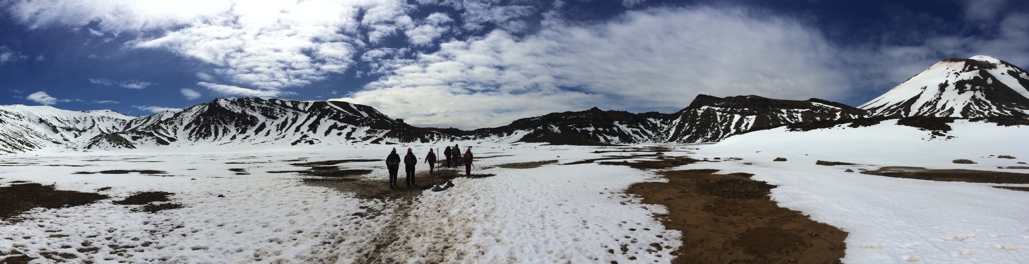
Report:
692,119,1029,263
860,55,1029,118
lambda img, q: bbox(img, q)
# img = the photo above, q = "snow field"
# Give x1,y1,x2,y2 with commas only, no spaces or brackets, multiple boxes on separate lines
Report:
691,120,1029,263
1,144,683,263
379,164,679,263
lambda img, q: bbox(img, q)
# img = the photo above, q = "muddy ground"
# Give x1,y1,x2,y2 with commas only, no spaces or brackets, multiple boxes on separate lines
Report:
628,170,847,264
861,166,1029,184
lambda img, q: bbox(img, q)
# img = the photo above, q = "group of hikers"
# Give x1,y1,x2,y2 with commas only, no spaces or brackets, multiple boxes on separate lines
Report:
385,144,474,189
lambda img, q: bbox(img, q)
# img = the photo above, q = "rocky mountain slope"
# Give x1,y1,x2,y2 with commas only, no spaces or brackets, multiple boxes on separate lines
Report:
860,55,1029,118
666,95,869,142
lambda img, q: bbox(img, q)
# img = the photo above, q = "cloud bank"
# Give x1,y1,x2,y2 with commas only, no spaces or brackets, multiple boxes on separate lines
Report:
340,8,851,128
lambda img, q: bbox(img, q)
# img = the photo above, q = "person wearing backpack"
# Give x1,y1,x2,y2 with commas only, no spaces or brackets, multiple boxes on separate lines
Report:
452,144,461,168
425,149,437,174
404,148,418,187
385,148,401,189
463,146,474,176
443,146,452,168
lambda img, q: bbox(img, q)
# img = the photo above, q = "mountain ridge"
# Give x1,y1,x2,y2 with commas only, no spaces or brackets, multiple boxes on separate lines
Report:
4,55,1029,153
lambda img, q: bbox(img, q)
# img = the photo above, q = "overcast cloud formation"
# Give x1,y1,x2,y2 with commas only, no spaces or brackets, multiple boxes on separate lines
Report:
2,0,1028,128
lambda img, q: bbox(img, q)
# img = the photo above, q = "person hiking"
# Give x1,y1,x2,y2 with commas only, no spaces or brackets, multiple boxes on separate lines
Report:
463,146,474,176
452,144,461,168
404,148,418,187
425,149,437,174
443,146,452,168
385,148,401,189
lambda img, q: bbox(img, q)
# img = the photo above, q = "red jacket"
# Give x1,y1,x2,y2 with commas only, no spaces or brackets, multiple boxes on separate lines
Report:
463,150,473,165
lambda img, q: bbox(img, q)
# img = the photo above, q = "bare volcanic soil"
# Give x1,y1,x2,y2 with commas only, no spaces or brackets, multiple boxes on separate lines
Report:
0,183,109,219
628,170,847,264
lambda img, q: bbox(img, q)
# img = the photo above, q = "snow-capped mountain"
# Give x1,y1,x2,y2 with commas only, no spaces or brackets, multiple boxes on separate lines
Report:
665,95,869,142
0,105,137,153
860,55,1029,118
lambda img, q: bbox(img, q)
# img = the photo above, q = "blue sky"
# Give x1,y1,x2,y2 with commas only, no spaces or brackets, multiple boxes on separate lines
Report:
1,0,1028,128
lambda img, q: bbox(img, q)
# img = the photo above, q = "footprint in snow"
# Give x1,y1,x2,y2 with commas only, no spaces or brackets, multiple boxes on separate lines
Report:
862,242,887,249
1000,245,1019,251
906,255,922,262
950,234,975,241
959,249,974,256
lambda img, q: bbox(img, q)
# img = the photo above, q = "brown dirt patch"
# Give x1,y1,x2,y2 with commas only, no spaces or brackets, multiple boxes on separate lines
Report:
598,156,698,170
114,192,173,205
73,169,167,175
306,167,478,200
113,192,181,213
496,160,559,169
289,159,381,166
994,186,1029,192
268,168,373,178
862,167,1029,184
952,159,976,164
0,183,109,219
815,160,856,166
563,154,660,165
627,170,847,264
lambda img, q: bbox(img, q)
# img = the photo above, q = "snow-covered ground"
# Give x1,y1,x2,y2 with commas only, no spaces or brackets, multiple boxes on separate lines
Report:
692,119,1029,263
0,144,680,263
2,119,1029,263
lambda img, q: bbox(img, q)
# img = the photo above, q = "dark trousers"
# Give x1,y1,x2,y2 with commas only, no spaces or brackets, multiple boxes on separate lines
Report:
405,165,416,186
445,157,451,167
465,164,471,175
387,165,399,188
428,162,435,174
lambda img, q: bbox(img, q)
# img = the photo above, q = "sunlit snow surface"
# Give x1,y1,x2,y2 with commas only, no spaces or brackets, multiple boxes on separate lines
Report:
2,120,1029,263
695,119,1029,263
0,144,679,263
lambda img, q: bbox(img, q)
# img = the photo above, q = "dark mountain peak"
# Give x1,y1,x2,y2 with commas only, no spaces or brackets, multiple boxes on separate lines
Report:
860,55,1029,118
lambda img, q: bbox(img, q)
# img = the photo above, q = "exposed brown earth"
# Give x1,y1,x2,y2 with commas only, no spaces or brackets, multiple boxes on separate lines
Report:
496,160,558,169
862,167,1029,184
815,160,857,166
304,166,493,200
0,183,109,220
994,186,1029,192
627,170,847,264
598,156,698,170
72,169,167,175
113,191,182,213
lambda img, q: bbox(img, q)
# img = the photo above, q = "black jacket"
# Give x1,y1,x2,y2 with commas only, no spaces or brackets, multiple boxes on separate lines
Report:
386,153,401,166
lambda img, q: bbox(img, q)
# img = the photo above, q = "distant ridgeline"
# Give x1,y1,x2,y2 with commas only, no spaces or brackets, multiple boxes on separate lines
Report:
2,55,1029,153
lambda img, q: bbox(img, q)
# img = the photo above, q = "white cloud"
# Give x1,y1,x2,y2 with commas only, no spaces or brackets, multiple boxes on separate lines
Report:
342,7,852,129
93,100,119,104
195,72,216,82
5,0,417,95
133,105,183,113
119,80,153,89
35,55,44,61
405,13,453,46
89,78,153,89
198,82,285,98
89,78,115,86
26,91,58,105
0,46,28,64
180,88,202,100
